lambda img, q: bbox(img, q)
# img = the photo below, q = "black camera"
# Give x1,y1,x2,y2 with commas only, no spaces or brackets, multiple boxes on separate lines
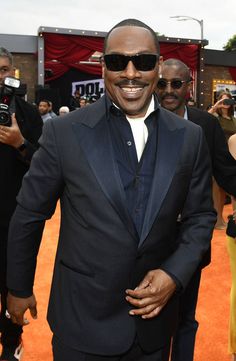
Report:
0,76,20,126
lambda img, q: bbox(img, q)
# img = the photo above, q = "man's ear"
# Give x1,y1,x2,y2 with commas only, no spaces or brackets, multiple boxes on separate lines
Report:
158,56,163,77
187,79,192,92
100,57,105,79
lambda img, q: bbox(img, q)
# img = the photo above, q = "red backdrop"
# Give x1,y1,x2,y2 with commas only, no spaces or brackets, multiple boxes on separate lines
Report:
229,67,236,82
43,33,200,82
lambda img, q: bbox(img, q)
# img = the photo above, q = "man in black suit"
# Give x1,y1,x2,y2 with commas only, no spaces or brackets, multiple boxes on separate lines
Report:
156,58,236,361
0,47,43,361
6,20,216,361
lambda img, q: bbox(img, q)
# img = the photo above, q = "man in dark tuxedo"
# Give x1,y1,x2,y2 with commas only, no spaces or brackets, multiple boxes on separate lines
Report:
156,58,236,361
0,47,43,361
6,20,216,361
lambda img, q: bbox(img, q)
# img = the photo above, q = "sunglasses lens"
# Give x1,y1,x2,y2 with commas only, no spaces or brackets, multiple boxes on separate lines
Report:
134,54,158,71
157,79,167,89
103,54,127,71
157,80,185,89
103,54,158,71
172,80,183,89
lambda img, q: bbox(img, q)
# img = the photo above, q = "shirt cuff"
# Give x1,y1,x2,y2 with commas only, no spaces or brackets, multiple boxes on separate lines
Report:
9,289,33,298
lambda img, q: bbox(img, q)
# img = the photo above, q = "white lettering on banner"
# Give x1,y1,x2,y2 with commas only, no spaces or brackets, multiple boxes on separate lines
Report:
72,79,104,97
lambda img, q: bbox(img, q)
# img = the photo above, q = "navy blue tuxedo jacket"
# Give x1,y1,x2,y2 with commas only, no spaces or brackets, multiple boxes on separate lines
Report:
7,96,216,355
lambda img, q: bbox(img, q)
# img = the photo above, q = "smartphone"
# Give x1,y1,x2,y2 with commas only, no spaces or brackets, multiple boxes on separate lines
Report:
223,98,235,106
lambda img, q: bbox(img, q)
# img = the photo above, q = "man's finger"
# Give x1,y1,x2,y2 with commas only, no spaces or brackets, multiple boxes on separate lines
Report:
141,306,163,319
11,113,17,125
126,294,153,308
126,281,156,299
129,303,159,316
135,275,152,290
10,313,25,325
29,305,37,319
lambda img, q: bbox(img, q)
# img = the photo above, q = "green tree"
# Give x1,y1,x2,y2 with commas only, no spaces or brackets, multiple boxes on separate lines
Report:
156,32,165,37
223,34,236,51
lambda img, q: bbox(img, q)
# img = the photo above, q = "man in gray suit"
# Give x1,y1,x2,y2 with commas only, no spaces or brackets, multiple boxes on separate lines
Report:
6,19,216,361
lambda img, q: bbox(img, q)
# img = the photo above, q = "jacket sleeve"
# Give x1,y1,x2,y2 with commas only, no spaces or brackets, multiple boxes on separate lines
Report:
7,119,63,296
160,127,216,288
15,97,43,162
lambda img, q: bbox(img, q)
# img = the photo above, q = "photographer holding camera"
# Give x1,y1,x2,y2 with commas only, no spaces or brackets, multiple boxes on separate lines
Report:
0,47,43,361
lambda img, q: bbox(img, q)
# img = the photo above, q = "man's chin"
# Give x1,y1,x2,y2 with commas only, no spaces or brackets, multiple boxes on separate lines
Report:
162,103,177,112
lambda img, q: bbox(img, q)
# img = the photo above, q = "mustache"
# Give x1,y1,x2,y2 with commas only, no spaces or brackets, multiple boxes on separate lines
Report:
160,93,179,100
116,80,147,87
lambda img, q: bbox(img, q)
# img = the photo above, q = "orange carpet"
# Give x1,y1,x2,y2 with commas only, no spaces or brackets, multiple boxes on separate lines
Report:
4,204,234,360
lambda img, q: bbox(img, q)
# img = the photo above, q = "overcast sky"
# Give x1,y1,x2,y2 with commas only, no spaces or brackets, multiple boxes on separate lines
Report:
1,0,235,50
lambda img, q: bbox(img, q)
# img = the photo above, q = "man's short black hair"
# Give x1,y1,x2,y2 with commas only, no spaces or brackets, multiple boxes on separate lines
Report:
103,18,160,55
39,99,51,107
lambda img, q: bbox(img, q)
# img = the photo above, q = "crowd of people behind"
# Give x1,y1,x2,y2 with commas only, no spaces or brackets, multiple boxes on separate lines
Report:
0,17,236,361
37,91,100,123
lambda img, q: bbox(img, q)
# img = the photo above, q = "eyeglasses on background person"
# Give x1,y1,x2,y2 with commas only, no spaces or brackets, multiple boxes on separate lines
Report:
157,79,192,90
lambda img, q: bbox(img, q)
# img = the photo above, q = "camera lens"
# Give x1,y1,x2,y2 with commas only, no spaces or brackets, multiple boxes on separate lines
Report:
0,110,11,126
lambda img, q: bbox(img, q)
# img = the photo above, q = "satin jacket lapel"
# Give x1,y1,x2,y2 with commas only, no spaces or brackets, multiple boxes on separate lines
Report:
72,106,137,240
139,111,185,246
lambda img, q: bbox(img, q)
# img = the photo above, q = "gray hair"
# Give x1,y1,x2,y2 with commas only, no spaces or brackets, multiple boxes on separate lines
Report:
0,47,13,65
59,106,70,114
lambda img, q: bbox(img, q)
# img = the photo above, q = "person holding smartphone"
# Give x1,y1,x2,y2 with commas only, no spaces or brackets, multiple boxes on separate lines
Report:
208,91,236,229
208,91,236,140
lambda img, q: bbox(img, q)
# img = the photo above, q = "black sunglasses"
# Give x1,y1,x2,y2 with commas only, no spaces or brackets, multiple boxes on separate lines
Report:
157,79,190,90
101,53,159,72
